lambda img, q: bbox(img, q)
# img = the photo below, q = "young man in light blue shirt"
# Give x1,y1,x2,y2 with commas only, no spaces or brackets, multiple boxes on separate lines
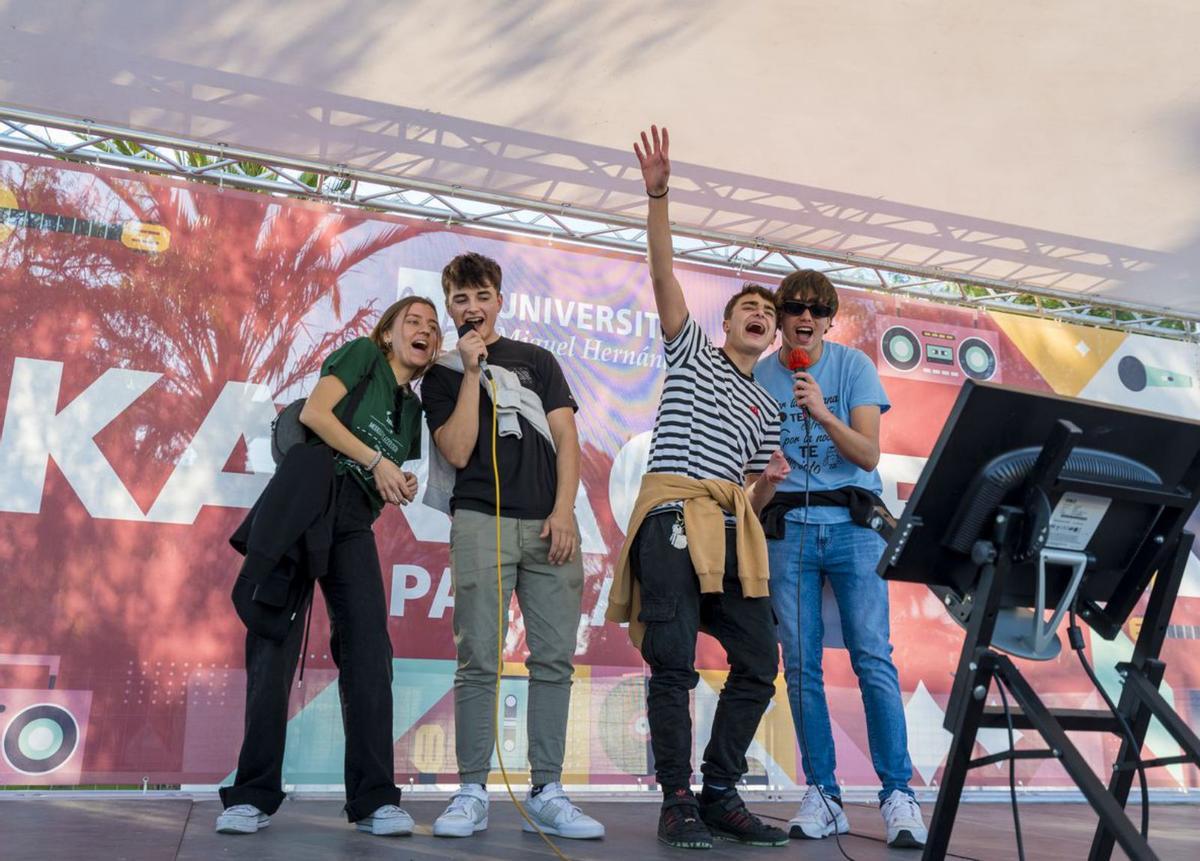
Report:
753,270,928,849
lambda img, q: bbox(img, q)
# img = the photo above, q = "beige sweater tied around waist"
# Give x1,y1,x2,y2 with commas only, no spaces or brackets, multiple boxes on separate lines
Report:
605,472,770,647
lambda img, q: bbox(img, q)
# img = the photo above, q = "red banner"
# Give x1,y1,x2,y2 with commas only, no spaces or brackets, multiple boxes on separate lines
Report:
2,153,1199,790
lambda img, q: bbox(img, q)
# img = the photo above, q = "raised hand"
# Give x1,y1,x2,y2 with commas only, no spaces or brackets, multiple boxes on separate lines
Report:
763,449,792,485
633,125,670,196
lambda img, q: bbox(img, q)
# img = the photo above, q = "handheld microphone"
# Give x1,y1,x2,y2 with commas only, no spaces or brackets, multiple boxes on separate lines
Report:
786,347,812,372
457,321,494,381
786,347,813,434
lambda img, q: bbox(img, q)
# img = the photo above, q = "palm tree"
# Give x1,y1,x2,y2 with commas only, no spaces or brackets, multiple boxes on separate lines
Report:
3,153,429,467
0,153,429,781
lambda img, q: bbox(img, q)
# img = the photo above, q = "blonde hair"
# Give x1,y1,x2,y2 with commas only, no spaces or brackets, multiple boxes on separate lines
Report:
370,296,443,380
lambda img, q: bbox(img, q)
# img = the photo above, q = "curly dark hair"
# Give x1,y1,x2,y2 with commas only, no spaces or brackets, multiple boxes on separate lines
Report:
723,282,777,320
441,252,503,297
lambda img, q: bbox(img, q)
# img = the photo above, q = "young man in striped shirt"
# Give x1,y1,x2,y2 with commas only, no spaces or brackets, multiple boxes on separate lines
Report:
606,125,790,851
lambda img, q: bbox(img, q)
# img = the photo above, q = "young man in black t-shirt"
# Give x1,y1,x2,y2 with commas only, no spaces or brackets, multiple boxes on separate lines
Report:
421,252,603,841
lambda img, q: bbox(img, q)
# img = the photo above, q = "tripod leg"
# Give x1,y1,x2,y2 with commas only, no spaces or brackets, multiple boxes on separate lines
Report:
1088,662,1200,861
1090,534,1195,861
1085,666,1156,861
927,544,1013,860
997,657,1158,861
923,660,991,861
1121,664,1200,764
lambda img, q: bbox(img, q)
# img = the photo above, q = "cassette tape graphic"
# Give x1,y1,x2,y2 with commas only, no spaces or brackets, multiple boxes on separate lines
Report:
0,655,92,783
1117,355,1193,393
499,681,526,761
877,316,1000,385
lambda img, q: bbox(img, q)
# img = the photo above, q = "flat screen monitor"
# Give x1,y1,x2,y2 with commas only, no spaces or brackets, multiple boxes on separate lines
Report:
880,381,1200,621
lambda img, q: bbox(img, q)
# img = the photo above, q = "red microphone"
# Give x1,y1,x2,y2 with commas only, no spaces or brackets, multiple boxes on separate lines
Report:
787,347,814,437
786,347,812,371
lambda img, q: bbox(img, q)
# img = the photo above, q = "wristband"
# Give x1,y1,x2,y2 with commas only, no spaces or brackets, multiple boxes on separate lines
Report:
647,187,669,199
366,450,383,471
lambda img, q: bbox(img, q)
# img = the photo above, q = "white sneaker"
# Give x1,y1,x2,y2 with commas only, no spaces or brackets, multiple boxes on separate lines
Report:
788,785,850,839
215,804,270,834
522,782,605,840
356,803,414,836
880,789,927,848
433,784,490,837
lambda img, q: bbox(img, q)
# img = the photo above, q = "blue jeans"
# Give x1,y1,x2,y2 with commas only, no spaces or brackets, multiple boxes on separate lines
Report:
767,518,914,801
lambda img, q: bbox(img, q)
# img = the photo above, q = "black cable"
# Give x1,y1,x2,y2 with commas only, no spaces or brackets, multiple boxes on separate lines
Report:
994,674,1026,861
757,812,985,861
1068,598,1150,840
792,411,858,861
486,377,569,860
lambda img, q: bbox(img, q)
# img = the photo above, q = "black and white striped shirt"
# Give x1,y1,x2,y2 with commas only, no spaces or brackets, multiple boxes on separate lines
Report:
647,316,780,484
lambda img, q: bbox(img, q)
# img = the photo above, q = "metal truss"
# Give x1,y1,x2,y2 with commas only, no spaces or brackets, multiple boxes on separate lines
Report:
2,107,1197,342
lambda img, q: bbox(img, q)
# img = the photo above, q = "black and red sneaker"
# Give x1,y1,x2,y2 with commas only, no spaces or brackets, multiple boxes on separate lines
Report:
699,790,788,846
658,789,713,850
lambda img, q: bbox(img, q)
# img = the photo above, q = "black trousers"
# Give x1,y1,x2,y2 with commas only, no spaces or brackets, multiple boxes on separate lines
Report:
219,476,401,821
632,511,779,793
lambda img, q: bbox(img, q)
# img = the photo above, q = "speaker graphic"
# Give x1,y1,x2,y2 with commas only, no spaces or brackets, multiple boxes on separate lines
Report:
877,316,1001,385
1117,356,1193,393
4,704,79,774
0,655,92,783
958,337,997,382
880,326,921,372
595,675,653,776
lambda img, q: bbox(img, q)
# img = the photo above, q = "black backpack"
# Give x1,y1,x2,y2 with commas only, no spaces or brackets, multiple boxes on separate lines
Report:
270,354,379,464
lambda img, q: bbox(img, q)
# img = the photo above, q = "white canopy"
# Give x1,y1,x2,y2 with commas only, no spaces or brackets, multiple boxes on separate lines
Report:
3,0,1198,316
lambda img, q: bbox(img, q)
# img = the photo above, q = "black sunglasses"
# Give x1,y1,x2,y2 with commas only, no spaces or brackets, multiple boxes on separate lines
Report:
780,300,834,318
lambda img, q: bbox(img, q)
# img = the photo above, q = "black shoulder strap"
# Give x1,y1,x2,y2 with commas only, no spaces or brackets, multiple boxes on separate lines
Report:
336,352,380,426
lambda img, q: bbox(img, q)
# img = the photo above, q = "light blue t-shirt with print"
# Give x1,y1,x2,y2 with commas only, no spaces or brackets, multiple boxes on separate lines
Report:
753,341,890,525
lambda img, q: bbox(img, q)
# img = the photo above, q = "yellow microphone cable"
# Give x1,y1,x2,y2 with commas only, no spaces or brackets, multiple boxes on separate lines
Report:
487,375,571,861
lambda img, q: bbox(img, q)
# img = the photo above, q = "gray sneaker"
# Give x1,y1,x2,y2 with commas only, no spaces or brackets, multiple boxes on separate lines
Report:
356,803,414,836
789,785,849,839
880,790,927,848
433,785,490,837
215,803,270,834
522,782,605,839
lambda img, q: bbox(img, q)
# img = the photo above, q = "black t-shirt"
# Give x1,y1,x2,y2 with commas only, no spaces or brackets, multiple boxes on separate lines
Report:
421,337,578,519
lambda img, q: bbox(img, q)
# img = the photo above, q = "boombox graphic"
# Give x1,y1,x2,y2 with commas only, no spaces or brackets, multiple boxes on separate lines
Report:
0,654,92,783
877,316,1001,385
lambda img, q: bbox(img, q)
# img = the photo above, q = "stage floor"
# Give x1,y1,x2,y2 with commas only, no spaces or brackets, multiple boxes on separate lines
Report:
0,797,1195,860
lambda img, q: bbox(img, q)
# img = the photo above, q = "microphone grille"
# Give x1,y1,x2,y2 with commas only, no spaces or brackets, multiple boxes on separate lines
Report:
787,348,812,371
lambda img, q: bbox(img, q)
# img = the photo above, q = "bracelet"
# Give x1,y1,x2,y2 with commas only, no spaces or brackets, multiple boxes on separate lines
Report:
647,187,669,199
366,450,383,471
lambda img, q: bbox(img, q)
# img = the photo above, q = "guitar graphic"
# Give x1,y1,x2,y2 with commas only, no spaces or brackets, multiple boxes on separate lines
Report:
0,184,171,253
